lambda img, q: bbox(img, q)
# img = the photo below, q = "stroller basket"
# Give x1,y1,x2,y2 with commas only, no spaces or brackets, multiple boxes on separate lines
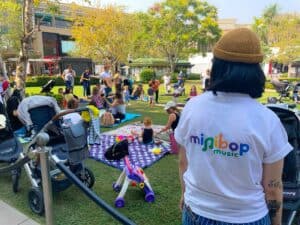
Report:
62,121,89,163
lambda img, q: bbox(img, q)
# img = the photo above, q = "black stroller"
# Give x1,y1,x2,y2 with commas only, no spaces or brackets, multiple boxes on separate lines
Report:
17,96,95,215
41,79,55,93
267,105,300,225
0,102,22,193
269,79,293,103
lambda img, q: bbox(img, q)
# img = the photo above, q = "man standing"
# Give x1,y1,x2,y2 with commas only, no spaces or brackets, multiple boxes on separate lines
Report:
100,65,113,96
62,64,76,92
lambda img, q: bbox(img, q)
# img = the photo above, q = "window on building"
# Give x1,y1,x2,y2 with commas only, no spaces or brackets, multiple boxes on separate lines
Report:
61,40,75,55
42,32,59,57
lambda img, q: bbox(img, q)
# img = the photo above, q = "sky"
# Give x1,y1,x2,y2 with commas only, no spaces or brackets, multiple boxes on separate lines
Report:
64,0,300,24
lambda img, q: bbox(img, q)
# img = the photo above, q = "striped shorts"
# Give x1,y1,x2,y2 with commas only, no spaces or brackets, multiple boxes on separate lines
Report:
182,205,271,225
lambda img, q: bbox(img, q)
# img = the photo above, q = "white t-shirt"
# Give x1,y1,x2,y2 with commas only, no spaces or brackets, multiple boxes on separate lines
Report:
100,71,111,79
175,91,292,223
63,69,75,84
163,75,170,85
63,112,82,125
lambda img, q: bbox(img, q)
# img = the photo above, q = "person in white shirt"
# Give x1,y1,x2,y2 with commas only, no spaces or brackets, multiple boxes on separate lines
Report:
163,73,171,94
175,28,292,225
62,64,76,92
99,65,113,96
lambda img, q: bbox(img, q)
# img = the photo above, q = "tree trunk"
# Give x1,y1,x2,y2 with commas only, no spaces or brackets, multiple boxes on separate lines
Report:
15,0,34,96
0,54,7,79
168,54,176,73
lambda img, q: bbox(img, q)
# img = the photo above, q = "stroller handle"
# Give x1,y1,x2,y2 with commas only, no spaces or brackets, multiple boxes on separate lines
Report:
51,107,90,122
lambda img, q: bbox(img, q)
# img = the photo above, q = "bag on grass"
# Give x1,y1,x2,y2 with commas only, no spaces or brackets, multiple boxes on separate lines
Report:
101,111,115,127
105,139,129,160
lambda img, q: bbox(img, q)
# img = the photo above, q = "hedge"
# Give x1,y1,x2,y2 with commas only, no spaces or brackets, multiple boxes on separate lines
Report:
188,73,201,80
140,68,156,83
24,75,99,87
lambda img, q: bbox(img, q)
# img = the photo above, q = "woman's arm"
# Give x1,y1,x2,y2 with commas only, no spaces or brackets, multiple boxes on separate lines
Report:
262,159,284,225
178,144,187,210
159,113,176,133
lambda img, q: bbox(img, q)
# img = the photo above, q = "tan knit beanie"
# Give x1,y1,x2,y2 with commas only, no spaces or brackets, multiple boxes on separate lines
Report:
213,28,263,64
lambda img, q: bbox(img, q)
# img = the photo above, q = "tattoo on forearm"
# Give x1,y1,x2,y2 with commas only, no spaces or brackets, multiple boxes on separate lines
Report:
268,179,282,189
267,200,281,219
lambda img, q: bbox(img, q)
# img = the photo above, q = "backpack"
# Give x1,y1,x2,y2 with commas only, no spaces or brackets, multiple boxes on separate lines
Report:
105,139,129,160
101,111,115,127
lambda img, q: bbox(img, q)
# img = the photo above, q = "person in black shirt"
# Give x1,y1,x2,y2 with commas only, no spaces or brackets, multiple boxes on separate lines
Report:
137,117,154,144
158,101,180,133
6,89,23,131
80,68,91,97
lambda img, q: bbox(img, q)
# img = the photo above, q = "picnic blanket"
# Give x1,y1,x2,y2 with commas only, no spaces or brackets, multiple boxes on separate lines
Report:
103,123,168,139
101,112,141,128
89,134,170,170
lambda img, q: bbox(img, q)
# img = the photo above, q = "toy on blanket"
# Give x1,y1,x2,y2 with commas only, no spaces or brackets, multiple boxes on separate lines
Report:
104,139,155,208
115,135,134,144
151,147,162,155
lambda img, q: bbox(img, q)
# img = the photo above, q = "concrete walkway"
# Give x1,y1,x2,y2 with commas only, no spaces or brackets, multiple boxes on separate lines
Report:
0,200,40,225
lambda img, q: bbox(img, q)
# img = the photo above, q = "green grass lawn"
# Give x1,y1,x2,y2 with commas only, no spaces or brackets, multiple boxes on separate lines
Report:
0,81,292,225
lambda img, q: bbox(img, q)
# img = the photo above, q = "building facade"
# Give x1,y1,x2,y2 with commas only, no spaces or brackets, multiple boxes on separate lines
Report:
32,3,75,59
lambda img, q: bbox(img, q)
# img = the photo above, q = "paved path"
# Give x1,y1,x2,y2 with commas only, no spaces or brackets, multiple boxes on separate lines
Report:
0,200,40,225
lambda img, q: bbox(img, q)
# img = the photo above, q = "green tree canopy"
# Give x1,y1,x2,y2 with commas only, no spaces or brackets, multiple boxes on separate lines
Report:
70,4,137,71
133,0,221,72
0,0,22,53
253,4,300,64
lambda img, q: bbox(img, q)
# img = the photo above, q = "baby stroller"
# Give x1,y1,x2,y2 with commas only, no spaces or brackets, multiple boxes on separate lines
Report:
17,96,95,215
267,105,300,225
40,79,55,93
269,79,293,103
0,102,22,193
172,84,185,103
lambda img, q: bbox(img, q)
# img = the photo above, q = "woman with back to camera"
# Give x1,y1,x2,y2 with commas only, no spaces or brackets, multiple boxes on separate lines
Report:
175,28,292,225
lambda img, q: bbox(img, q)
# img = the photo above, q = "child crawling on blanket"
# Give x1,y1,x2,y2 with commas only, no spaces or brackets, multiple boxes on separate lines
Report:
131,117,154,144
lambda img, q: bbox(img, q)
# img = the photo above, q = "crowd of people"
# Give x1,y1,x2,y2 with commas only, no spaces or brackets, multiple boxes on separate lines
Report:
0,28,292,225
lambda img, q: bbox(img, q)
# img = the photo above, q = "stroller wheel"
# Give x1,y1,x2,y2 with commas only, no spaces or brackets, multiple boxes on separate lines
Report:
297,213,300,225
11,168,21,193
76,167,95,189
28,187,44,215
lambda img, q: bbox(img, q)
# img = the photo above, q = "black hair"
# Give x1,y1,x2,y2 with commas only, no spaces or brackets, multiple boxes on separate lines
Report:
11,89,22,101
207,57,265,98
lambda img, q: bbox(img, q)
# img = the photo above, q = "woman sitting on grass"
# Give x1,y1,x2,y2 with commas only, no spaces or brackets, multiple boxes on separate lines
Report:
105,92,126,123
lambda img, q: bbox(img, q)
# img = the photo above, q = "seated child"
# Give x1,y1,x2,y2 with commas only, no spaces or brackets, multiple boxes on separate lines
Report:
63,88,78,109
132,117,154,144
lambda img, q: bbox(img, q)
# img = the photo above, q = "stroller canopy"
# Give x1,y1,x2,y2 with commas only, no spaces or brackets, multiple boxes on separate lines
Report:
17,95,61,126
